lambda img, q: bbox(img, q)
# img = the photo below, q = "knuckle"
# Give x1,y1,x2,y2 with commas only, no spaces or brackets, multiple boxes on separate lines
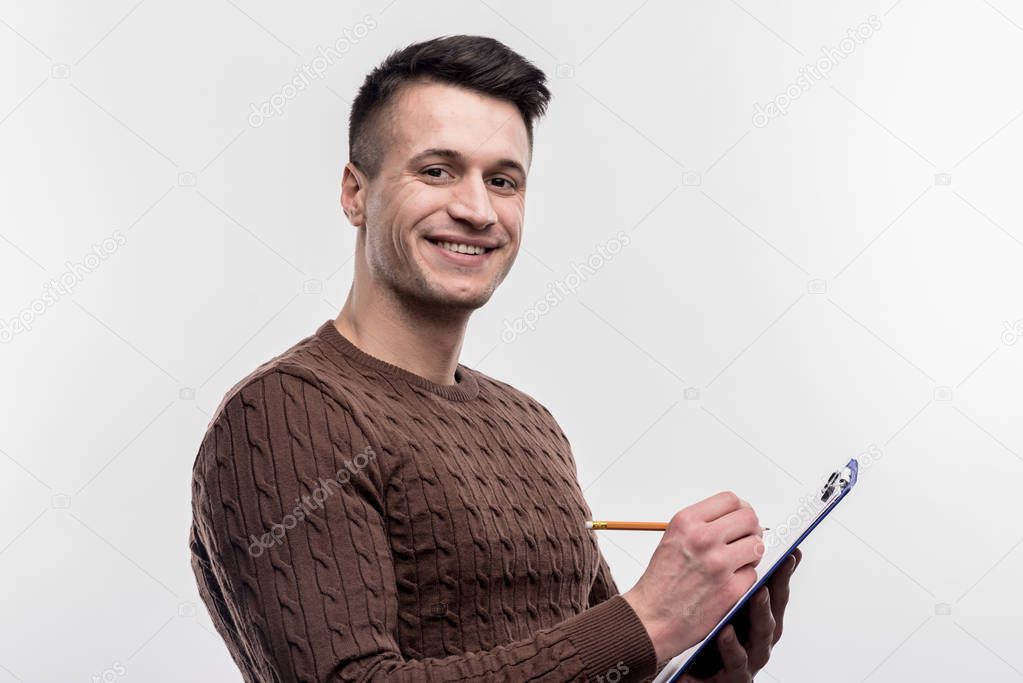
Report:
720,490,740,507
702,553,727,576
671,508,692,529
689,525,714,551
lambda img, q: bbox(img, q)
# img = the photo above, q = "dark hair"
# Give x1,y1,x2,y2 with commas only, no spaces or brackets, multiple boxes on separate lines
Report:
348,35,551,178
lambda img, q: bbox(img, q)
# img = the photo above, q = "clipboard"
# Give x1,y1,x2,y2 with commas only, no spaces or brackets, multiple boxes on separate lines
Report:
652,458,859,682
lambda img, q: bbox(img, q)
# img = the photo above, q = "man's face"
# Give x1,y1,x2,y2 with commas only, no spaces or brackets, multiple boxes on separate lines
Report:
350,80,530,313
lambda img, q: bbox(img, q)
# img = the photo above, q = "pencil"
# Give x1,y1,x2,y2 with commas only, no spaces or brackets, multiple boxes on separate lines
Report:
586,521,771,532
586,521,666,531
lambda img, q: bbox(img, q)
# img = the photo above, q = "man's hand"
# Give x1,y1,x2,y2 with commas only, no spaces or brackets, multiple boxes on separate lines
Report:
623,492,768,662
678,548,802,682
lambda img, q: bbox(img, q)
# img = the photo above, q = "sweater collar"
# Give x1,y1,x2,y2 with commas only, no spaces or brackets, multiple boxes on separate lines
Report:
316,319,480,402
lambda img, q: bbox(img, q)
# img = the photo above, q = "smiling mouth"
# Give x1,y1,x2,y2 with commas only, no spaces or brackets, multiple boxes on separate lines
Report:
424,237,495,256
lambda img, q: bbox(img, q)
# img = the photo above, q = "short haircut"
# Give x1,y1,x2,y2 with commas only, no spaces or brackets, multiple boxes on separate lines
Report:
348,35,551,179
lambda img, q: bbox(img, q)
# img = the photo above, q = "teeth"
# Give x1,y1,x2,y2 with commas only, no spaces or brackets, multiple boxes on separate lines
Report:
437,240,486,255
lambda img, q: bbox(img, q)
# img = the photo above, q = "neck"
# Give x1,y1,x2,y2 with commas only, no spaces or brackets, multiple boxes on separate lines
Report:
334,279,470,387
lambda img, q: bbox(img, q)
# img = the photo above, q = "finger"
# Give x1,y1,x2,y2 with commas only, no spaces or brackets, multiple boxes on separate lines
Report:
767,556,796,644
744,586,775,670
695,491,749,523
769,554,797,589
791,547,803,571
712,506,762,544
716,624,750,678
723,534,768,570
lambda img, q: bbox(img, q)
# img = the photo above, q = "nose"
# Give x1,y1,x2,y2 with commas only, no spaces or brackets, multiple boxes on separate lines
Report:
447,174,497,230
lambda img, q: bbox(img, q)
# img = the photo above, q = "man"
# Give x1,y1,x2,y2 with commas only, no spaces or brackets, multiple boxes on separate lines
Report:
189,34,800,682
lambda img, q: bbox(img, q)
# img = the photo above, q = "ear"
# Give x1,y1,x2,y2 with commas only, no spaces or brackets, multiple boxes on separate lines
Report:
340,162,367,227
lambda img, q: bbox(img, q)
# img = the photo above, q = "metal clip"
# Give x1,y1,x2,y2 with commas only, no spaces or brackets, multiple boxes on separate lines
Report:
819,466,852,503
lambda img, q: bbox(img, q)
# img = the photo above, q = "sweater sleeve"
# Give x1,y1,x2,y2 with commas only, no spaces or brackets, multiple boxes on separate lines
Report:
190,369,658,683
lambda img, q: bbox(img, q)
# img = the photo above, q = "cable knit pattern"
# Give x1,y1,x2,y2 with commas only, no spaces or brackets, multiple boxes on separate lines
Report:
189,319,658,682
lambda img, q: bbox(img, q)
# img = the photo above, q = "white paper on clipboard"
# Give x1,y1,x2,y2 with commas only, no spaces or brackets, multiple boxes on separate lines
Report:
652,458,859,683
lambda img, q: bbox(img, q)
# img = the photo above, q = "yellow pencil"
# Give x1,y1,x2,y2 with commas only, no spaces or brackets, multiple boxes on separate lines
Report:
586,521,667,531
586,520,771,532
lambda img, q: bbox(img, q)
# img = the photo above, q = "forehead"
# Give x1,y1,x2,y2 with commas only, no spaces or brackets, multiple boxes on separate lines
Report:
384,80,530,167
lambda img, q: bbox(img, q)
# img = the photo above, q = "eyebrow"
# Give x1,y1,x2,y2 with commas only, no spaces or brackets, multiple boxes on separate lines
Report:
408,147,527,178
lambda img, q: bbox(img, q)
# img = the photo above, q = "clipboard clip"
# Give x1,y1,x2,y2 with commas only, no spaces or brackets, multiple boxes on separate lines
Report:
818,464,854,503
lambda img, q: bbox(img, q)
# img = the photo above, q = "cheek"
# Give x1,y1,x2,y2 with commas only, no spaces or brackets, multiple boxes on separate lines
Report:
393,187,445,240
496,202,524,240
367,188,434,257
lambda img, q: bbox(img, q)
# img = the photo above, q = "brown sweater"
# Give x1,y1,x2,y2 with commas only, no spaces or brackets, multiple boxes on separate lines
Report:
189,319,659,682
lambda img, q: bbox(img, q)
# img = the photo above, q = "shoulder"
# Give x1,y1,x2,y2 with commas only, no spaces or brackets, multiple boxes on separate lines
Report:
194,329,369,468
467,368,581,479
471,367,548,413
206,325,369,427
191,362,386,511
469,367,567,434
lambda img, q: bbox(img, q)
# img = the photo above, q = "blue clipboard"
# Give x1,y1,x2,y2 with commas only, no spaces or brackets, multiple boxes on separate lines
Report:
653,458,859,682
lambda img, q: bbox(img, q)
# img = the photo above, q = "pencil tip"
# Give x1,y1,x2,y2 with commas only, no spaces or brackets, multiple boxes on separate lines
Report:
584,520,593,529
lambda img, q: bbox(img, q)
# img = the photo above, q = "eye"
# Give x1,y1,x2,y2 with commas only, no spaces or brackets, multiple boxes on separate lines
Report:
422,166,453,181
488,176,518,193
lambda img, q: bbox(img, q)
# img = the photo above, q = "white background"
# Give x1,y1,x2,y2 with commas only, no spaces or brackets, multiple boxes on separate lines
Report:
2,1,1022,681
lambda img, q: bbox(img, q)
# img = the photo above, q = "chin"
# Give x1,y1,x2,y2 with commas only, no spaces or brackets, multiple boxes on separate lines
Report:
440,290,494,311
419,270,500,309
400,279,494,313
